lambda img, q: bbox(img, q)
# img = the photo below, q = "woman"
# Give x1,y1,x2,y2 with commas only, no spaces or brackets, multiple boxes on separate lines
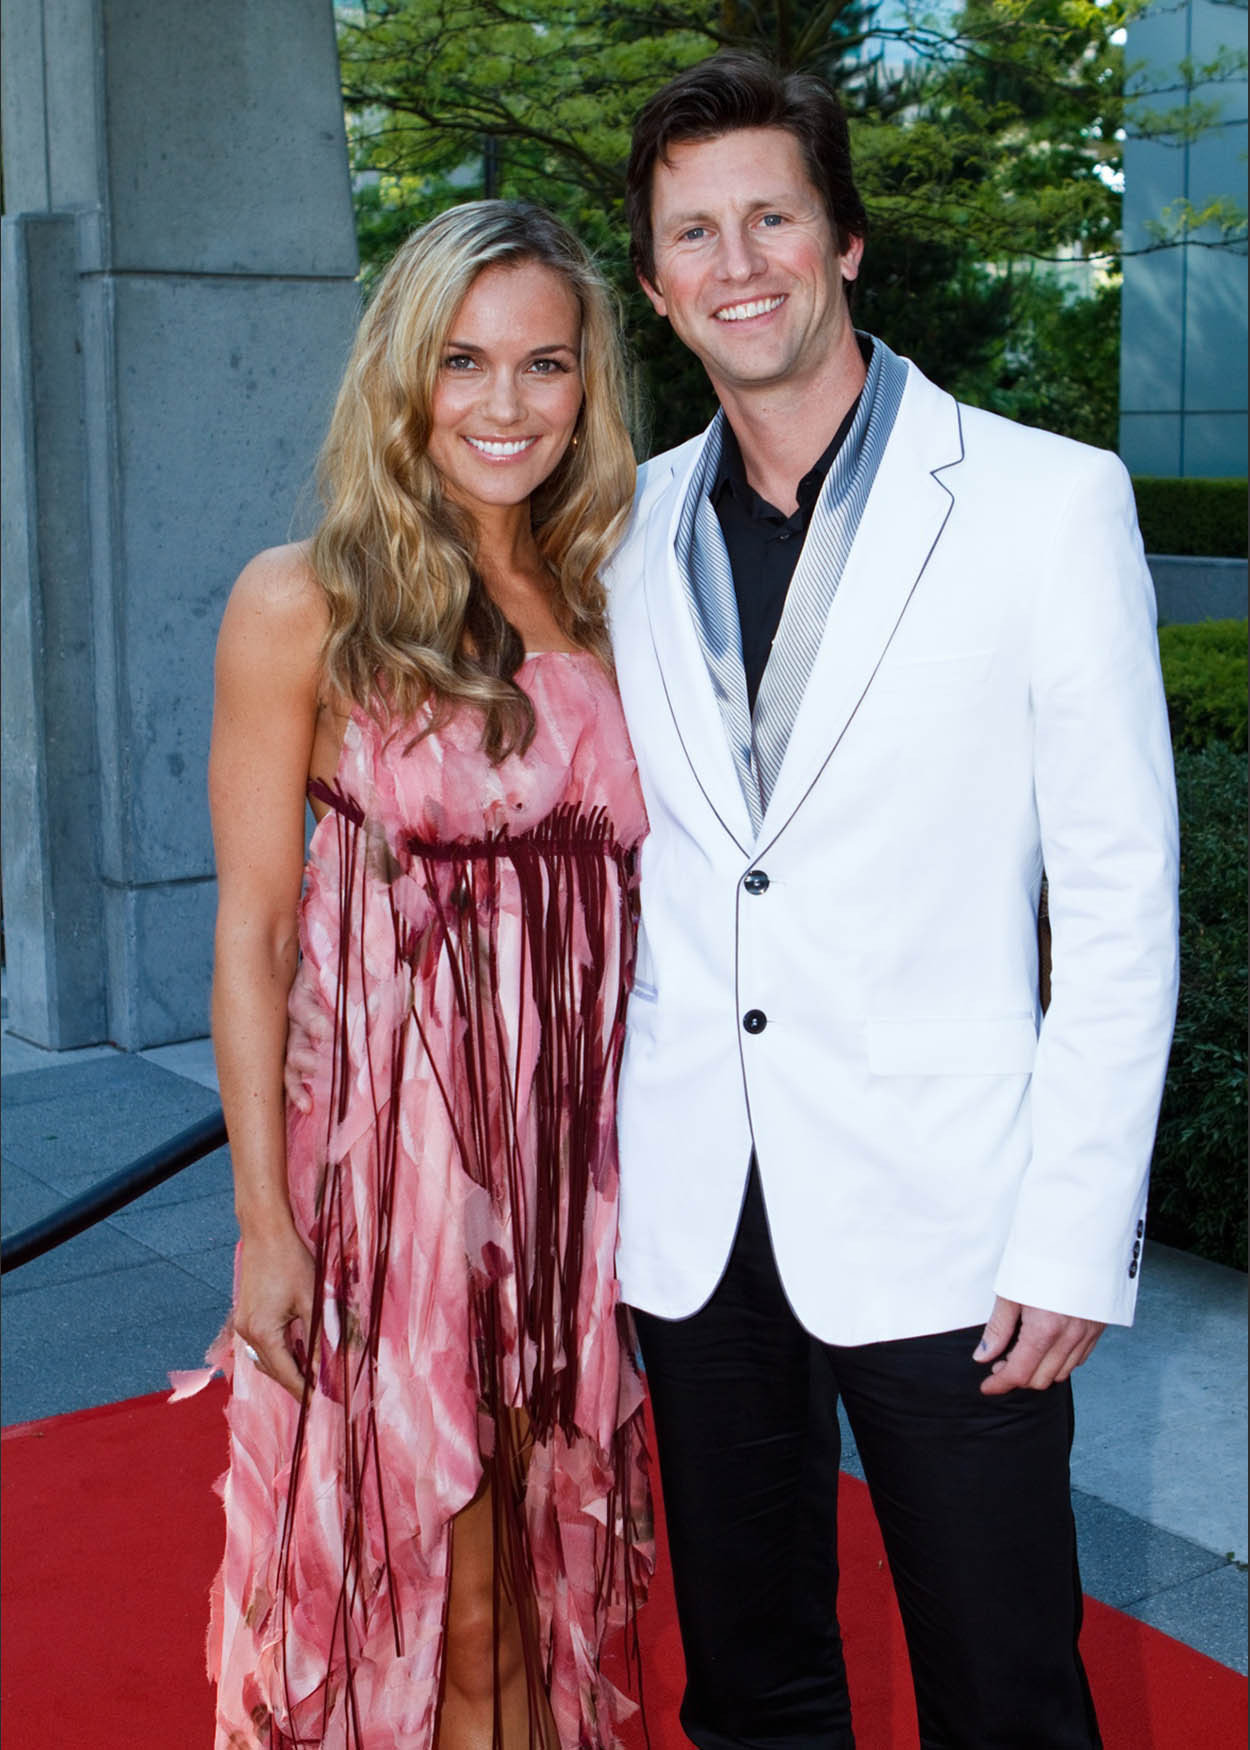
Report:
207,202,651,1750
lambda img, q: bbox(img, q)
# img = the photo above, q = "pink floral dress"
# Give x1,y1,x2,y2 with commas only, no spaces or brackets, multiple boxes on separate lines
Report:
209,653,653,1748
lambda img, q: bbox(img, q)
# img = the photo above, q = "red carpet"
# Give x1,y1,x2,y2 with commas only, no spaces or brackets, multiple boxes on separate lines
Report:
2,1383,1245,1747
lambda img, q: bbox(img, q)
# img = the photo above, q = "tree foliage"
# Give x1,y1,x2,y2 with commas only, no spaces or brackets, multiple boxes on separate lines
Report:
340,0,1135,264
335,0,1238,450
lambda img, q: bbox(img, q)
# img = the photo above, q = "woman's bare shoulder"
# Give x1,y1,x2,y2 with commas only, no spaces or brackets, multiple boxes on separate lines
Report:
216,543,329,699
229,541,325,623
221,542,328,662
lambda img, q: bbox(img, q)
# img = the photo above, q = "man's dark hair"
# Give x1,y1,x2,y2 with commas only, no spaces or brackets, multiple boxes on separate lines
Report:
625,52,868,288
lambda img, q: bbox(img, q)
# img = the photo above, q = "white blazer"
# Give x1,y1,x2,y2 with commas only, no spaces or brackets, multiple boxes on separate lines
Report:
607,359,1179,1345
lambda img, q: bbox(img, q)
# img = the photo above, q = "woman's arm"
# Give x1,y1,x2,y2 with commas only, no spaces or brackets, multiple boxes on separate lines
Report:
209,544,327,1400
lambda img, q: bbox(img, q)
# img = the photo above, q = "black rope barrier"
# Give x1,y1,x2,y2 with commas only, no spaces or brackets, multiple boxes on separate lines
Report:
1,1109,229,1275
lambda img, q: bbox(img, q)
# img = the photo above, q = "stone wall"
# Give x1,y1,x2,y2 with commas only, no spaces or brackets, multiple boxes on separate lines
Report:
2,0,361,1048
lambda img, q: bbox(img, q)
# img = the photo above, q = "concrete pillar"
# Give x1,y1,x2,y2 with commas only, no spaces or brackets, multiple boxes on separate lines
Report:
2,0,360,1048
1119,0,1248,478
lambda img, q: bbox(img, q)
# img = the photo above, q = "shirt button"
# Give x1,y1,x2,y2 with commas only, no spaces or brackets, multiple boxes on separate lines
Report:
743,1009,768,1034
777,530,792,541
743,870,770,894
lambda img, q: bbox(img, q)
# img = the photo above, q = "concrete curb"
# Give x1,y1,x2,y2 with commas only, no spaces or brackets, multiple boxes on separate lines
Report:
1148,554,1248,624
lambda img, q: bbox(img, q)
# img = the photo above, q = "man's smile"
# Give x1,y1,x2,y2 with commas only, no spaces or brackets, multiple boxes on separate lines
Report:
713,295,786,323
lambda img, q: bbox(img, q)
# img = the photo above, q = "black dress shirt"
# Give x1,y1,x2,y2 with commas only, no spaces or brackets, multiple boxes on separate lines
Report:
712,349,870,713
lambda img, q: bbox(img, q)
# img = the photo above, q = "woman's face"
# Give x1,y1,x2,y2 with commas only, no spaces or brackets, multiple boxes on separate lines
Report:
427,260,584,523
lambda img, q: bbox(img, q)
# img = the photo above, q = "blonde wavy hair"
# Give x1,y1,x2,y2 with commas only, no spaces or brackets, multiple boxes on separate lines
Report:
312,202,637,761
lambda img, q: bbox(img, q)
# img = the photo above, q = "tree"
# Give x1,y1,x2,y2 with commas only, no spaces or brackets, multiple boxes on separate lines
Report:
340,0,1135,262
333,0,1228,449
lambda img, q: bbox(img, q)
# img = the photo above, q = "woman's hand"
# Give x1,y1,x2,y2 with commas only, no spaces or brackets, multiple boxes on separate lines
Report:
234,1219,318,1401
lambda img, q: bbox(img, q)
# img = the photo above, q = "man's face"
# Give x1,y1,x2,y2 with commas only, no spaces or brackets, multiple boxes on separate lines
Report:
640,126,862,400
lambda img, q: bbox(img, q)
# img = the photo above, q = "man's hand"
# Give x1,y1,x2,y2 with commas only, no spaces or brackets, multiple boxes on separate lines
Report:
974,1298,1105,1396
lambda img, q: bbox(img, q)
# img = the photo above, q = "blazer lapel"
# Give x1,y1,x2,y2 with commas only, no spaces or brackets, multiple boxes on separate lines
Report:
642,430,756,854
752,340,907,808
687,476,763,837
756,366,966,855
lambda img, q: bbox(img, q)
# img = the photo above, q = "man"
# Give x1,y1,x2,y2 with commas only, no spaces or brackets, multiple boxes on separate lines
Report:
606,51,1179,1748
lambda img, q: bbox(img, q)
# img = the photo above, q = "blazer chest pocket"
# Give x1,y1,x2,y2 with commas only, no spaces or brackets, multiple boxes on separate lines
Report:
869,651,992,716
867,1015,1037,1077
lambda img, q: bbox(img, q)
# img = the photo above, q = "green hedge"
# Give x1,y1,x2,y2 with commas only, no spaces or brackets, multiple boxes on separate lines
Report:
1149,741,1248,1268
1158,620,1248,752
1147,621,1248,1268
1132,476,1248,558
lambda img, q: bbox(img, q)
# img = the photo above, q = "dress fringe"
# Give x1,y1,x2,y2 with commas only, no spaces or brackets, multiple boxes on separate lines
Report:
252,779,650,1750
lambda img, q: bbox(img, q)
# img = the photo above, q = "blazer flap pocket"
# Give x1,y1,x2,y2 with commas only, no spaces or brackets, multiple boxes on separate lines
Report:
867,1015,1037,1077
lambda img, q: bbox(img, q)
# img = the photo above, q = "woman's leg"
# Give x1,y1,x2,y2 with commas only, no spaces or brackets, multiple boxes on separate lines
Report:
436,1421,558,1750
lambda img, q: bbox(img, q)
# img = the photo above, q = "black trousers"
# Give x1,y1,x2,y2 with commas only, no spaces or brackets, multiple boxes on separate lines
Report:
632,1165,1101,1750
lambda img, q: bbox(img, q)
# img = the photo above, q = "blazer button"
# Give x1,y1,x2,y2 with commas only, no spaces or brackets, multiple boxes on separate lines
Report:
743,870,770,894
743,1009,768,1034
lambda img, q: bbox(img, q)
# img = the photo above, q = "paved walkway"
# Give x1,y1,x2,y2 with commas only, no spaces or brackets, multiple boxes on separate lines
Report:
2,1020,1246,1676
